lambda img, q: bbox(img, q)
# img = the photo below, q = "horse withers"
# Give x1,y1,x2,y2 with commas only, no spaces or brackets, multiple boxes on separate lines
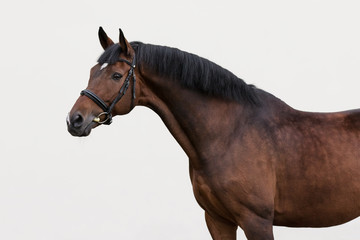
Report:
67,27,360,240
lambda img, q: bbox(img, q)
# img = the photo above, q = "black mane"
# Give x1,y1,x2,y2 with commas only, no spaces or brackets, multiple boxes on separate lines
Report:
98,42,259,105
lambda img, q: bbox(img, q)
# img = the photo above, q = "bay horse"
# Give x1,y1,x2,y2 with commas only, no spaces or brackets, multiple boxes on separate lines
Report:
67,27,360,240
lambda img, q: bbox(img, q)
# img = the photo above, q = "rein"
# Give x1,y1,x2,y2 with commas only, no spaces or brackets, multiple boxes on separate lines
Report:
80,56,136,125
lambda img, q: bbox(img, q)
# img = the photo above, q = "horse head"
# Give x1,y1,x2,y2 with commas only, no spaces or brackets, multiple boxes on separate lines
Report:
67,27,137,136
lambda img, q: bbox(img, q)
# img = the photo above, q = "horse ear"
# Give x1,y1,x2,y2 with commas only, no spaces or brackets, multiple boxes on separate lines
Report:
119,28,131,55
98,27,114,50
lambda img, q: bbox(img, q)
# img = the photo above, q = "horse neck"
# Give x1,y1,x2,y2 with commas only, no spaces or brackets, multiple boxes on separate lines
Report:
136,70,257,170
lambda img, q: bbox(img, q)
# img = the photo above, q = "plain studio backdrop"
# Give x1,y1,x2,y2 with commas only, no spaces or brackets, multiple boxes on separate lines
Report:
1,0,360,239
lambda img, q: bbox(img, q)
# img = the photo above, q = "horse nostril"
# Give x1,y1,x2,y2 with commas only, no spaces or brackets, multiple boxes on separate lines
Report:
71,113,84,128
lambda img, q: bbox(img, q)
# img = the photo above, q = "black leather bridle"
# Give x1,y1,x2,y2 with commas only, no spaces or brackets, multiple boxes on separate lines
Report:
80,56,136,125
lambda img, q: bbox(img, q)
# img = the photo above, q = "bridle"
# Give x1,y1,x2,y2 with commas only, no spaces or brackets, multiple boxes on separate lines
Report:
80,55,136,125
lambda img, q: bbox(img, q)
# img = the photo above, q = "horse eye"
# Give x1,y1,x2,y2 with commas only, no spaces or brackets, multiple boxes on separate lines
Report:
112,72,123,81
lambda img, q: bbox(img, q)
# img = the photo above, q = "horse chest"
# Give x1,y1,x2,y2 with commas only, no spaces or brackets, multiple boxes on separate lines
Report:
191,172,232,219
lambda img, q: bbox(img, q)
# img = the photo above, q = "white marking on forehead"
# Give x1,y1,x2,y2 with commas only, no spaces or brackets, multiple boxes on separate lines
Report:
100,63,108,71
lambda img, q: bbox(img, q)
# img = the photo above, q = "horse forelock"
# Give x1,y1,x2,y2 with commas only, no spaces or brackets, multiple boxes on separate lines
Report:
98,44,122,65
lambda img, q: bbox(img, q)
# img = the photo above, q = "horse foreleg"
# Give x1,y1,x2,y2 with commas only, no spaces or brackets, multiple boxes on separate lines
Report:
205,212,237,240
238,213,274,240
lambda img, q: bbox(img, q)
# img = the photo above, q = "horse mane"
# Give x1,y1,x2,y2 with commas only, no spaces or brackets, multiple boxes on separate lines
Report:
98,42,259,105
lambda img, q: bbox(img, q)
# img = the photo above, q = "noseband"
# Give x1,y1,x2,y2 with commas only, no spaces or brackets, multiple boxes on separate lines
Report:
80,56,136,125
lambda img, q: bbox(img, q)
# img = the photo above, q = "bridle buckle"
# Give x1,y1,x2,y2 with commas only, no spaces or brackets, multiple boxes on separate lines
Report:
93,112,112,125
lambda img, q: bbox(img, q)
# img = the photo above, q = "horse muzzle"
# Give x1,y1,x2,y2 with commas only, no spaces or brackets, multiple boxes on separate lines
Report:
66,112,96,137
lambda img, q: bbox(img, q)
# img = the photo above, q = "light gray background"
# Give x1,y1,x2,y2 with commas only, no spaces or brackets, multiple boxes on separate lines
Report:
1,0,360,239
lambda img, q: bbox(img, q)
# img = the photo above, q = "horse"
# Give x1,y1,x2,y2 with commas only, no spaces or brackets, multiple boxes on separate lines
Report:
67,27,360,240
